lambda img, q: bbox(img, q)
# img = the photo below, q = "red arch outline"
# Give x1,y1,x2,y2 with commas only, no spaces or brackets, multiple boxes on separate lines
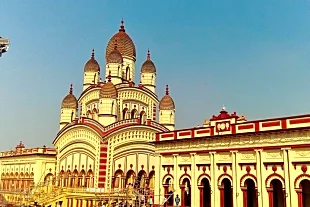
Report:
179,173,191,185
294,174,310,188
217,173,233,186
162,174,173,183
240,174,257,187
197,173,211,185
265,173,285,187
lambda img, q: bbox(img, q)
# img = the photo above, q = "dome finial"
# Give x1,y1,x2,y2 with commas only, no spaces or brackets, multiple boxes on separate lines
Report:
91,49,95,58
147,49,150,60
108,71,112,82
119,18,125,32
165,85,169,95
69,84,73,94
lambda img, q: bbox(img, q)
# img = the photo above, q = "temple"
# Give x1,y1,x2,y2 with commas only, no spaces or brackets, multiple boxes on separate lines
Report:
0,20,309,207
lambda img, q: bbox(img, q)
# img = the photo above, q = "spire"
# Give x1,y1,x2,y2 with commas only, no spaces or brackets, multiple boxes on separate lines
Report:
108,71,112,82
165,85,169,95
147,49,151,60
119,18,125,32
91,49,95,59
69,84,73,94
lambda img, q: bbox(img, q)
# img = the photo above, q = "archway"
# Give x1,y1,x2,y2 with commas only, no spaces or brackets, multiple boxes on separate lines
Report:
131,109,138,119
220,178,232,207
137,170,147,189
181,178,191,207
200,178,211,207
301,179,310,206
269,179,285,207
148,171,155,189
140,111,146,124
163,177,174,206
113,170,123,189
123,108,128,119
125,170,135,187
243,179,257,207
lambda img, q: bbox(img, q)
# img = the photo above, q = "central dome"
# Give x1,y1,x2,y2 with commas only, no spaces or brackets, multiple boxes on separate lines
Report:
106,20,136,61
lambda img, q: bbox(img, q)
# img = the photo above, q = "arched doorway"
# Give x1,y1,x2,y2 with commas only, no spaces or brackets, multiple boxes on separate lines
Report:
125,170,135,187
268,179,285,207
148,171,155,190
242,179,258,207
113,170,123,189
200,178,211,207
137,170,147,189
181,178,191,207
131,109,137,119
301,179,310,206
220,178,232,207
163,177,174,206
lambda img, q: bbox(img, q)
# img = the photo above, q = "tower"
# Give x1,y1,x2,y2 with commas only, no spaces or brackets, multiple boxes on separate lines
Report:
60,84,78,130
83,49,100,91
140,49,156,93
106,39,123,85
159,85,175,131
98,72,118,126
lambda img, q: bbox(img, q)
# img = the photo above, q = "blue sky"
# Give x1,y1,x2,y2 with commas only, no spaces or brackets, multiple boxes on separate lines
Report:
1,0,310,150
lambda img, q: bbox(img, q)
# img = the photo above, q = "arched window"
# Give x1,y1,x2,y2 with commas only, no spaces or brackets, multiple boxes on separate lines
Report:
126,66,130,80
131,109,137,119
140,111,146,124
123,108,128,120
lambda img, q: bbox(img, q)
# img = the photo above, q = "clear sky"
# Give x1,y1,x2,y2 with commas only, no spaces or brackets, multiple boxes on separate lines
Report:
1,0,310,150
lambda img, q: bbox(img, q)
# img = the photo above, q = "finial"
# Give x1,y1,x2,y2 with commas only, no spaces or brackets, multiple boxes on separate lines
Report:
91,49,95,58
69,84,73,94
165,85,169,95
147,49,150,60
119,18,125,32
108,71,111,82
222,105,226,111
114,39,118,49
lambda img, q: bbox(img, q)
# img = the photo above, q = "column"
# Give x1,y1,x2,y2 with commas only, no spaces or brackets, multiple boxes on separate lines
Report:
79,200,83,207
173,154,179,206
180,186,185,207
86,200,89,207
198,186,203,207
241,186,247,207
70,199,73,207
255,149,263,207
282,148,291,207
219,186,224,207
231,150,238,207
154,153,161,205
296,189,303,207
190,153,197,207
67,199,70,207
267,187,273,207
209,152,217,207
76,199,79,207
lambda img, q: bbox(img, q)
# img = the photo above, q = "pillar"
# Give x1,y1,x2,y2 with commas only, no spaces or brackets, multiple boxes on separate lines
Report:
180,186,185,207
283,189,287,207
282,148,291,207
199,186,203,207
154,153,162,205
267,187,273,207
173,154,179,206
296,189,303,207
219,186,224,207
190,153,197,207
241,186,247,207
209,152,217,207
231,150,238,206
76,199,79,207
255,149,263,207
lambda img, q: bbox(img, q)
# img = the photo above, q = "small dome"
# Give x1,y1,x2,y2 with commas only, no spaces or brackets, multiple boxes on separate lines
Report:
141,49,156,73
106,20,136,60
84,49,100,72
159,85,175,110
100,72,118,98
107,39,123,64
61,84,78,109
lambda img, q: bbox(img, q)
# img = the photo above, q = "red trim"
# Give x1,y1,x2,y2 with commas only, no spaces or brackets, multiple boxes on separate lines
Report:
294,173,310,188
240,173,257,187
289,117,310,125
238,124,253,130
217,173,233,185
179,173,191,185
262,121,280,128
160,143,310,156
179,131,191,136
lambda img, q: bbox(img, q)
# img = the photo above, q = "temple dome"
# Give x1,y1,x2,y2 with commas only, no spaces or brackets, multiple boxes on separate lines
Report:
105,20,136,61
159,85,175,110
61,85,78,109
141,49,156,73
84,49,100,72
